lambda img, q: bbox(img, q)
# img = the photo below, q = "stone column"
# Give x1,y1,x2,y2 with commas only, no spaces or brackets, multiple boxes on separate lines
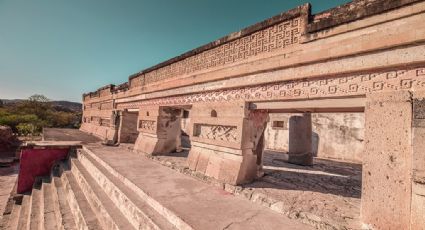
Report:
288,113,313,166
361,91,413,229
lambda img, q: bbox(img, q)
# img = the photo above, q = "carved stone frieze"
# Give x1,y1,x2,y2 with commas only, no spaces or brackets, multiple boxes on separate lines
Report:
117,67,425,109
193,124,238,142
139,120,156,131
132,17,302,86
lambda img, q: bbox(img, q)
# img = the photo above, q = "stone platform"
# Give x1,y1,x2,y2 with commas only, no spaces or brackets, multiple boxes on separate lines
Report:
147,148,362,229
1,128,312,229
42,128,101,143
84,144,312,230
40,128,362,229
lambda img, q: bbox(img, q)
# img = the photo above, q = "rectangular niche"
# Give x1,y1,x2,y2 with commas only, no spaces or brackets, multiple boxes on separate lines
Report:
272,120,287,130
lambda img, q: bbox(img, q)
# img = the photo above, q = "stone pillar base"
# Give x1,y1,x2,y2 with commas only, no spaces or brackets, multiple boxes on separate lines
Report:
134,133,176,155
287,152,313,166
187,141,257,185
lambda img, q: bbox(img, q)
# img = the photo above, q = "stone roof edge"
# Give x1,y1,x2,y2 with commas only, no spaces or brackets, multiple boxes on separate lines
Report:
307,0,422,33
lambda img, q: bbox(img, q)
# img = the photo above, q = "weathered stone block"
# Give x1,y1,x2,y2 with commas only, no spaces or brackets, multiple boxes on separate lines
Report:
187,150,200,170
195,152,210,174
362,91,412,229
219,159,242,185
411,182,425,229
205,155,222,179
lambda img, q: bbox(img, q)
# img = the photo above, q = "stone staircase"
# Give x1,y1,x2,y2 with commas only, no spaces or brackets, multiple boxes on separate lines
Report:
0,149,182,230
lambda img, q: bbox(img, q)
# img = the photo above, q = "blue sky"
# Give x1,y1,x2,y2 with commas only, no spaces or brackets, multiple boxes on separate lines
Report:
0,0,350,102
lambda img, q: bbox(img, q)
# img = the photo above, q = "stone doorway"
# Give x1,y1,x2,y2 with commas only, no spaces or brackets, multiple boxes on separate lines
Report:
152,106,193,165
117,110,139,144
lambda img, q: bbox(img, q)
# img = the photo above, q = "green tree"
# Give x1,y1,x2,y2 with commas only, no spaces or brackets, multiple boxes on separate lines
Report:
16,123,37,136
28,94,50,103
0,94,81,134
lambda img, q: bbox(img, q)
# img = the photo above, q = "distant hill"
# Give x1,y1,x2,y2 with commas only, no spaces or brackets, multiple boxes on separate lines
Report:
1,99,22,104
52,101,82,112
1,99,82,112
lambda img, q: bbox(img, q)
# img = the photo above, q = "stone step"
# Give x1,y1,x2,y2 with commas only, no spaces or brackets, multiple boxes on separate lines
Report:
29,183,44,230
16,194,32,230
70,158,134,230
77,150,179,230
42,178,61,230
52,176,77,230
4,196,22,230
60,164,103,230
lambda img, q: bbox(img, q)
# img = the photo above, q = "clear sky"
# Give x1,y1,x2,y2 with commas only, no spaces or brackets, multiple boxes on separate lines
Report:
0,0,351,102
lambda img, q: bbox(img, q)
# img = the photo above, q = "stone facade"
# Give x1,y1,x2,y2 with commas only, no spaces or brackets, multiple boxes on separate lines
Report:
81,1,425,228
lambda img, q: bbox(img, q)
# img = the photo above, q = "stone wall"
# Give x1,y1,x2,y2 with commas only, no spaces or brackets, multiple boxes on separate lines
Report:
264,113,364,163
79,1,425,227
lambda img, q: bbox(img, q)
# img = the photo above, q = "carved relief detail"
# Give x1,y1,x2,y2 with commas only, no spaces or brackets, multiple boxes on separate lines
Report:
139,120,156,131
139,17,302,85
100,119,110,127
116,67,425,109
194,124,238,142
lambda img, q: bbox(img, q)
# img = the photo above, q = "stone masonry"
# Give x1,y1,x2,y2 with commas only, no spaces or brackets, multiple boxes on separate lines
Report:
80,1,425,228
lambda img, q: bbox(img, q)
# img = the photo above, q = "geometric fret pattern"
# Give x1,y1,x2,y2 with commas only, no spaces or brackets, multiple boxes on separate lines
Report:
131,17,302,86
117,67,425,109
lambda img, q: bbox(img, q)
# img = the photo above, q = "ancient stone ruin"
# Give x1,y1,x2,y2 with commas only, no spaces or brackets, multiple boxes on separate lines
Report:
2,0,425,229
0,126,16,153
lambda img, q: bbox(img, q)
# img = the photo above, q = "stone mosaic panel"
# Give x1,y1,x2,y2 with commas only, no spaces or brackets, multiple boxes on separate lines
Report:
139,120,156,131
193,124,238,142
